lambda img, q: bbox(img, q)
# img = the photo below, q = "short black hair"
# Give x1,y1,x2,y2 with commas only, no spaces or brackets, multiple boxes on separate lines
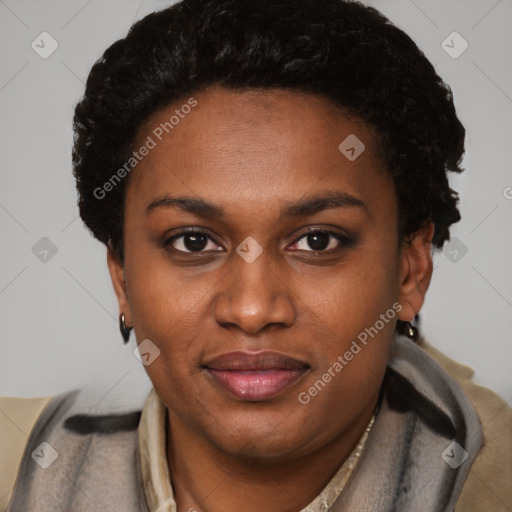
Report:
72,0,464,264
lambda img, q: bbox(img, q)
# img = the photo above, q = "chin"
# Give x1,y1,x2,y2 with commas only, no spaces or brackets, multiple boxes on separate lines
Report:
205,413,310,460
220,435,303,460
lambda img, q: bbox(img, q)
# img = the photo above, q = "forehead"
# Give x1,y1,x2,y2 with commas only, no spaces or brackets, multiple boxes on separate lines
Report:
126,86,394,220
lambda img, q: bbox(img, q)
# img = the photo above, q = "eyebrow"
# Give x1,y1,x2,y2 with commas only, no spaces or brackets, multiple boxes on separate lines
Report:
145,191,367,219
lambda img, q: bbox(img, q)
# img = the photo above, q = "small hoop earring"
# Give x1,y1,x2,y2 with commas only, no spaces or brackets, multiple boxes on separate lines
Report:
405,322,419,341
119,313,132,344
396,320,419,342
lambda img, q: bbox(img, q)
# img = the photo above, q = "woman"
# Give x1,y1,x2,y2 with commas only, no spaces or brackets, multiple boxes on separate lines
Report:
1,0,511,511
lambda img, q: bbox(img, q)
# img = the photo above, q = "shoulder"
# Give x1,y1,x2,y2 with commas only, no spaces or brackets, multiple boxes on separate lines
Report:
0,395,53,512
2,389,145,512
420,340,512,511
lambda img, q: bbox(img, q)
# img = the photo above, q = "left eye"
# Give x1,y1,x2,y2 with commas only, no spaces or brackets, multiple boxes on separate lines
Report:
290,230,347,252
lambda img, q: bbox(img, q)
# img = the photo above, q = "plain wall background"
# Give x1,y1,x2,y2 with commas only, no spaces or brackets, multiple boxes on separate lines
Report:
1,0,511,407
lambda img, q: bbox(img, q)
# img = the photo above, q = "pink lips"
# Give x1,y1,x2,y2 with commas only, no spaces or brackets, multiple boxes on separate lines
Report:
203,351,309,401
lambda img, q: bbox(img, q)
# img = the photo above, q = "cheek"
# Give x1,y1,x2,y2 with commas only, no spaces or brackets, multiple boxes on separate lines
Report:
126,265,214,406
292,242,400,396
297,245,399,342
127,254,210,341
294,284,398,429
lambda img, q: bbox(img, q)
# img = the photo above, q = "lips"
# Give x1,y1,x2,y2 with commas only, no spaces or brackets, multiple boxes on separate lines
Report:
203,351,309,401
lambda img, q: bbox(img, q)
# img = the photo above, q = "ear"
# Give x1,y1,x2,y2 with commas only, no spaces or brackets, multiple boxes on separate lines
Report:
107,243,132,327
397,222,434,322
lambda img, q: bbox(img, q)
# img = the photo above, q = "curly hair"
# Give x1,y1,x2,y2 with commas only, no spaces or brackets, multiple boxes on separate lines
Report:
72,0,464,264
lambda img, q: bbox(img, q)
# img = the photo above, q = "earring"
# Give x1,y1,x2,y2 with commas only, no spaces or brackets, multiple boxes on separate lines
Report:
405,322,419,341
396,320,419,342
119,313,132,344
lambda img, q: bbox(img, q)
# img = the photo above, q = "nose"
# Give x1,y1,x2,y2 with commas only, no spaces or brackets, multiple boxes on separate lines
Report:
212,247,296,334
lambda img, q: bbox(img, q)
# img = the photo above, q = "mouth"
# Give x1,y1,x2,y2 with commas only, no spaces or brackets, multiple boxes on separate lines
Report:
202,351,310,401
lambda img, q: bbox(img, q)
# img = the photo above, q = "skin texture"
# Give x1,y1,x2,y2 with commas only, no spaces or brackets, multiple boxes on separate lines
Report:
107,86,433,512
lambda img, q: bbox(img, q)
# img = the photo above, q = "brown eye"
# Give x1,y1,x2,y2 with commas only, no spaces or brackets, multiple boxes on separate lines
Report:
290,230,351,252
165,230,222,253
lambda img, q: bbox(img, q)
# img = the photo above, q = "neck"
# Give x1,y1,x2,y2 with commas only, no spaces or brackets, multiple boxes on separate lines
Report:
166,400,377,512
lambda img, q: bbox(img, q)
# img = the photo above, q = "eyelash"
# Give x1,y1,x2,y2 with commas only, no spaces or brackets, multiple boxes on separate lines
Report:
163,228,353,255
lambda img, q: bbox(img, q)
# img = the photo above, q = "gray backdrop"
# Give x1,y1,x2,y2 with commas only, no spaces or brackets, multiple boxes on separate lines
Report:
1,0,511,407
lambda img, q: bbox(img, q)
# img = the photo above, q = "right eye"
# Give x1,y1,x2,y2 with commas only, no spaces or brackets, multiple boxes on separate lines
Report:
164,229,223,254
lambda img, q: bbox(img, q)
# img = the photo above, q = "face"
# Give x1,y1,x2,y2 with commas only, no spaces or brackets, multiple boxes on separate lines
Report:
108,86,433,460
